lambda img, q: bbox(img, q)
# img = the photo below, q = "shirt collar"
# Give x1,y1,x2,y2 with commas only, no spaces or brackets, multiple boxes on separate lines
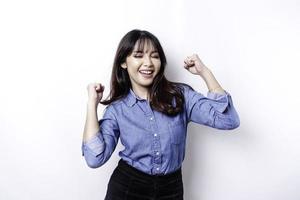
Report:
123,88,145,107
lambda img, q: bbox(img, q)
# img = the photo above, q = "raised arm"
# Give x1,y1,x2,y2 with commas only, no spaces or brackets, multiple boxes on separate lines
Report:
81,83,120,168
183,54,240,129
81,105,120,168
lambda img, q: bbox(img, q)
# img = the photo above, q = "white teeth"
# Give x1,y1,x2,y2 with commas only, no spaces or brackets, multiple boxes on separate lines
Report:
139,70,153,74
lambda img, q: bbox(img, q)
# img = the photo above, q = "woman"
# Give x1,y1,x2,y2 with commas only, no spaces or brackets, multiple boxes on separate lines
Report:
81,29,240,200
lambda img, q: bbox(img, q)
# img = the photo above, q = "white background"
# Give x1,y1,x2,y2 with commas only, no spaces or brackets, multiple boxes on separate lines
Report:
1,0,299,199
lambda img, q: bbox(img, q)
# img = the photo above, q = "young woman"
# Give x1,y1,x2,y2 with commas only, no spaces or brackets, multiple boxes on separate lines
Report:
81,29,240,200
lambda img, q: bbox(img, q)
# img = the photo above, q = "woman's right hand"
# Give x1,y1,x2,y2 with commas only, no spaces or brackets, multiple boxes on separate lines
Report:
86,82,105,106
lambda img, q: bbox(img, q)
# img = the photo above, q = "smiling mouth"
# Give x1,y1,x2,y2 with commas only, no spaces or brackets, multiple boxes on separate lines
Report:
139,70,154,75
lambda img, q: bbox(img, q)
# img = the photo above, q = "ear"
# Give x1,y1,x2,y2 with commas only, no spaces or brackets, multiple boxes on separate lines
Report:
121,62,127,69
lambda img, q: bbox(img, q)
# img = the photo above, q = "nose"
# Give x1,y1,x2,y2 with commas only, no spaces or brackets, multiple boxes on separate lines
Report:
143,55,153,67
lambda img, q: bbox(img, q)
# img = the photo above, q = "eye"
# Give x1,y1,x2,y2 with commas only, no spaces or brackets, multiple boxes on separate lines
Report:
133,54,143,58
152,55,160,59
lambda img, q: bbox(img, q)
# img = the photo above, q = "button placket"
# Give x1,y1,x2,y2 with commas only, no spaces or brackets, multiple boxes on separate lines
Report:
141,102,162,175
149,115,162,173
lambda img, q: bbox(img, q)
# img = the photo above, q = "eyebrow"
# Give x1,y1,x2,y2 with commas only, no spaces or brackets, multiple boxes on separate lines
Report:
133,50,158,53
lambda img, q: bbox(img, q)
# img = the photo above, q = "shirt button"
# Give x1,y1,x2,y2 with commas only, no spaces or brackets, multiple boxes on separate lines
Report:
156,152,160,155
150,117,153,120
154,133,157,137
156,167,160,171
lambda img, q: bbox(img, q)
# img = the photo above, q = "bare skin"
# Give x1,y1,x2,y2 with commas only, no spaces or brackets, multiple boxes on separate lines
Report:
184,54,226,94
82,83,104,143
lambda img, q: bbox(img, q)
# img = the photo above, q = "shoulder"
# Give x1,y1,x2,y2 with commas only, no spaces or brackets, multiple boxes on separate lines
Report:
101,101,121,117
170,81,196,95
102,95,129,117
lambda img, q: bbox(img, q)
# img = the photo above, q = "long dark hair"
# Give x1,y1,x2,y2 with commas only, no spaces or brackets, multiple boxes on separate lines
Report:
100,29,185,116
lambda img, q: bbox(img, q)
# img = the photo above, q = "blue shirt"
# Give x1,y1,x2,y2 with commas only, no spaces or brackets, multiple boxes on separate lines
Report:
81,83,240,175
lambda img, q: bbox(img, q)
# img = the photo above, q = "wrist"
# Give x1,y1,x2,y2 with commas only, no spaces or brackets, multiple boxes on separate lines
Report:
87,100,98,109
198,68,212,78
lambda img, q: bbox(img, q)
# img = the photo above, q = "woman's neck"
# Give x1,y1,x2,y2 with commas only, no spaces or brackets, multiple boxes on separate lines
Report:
131,85,150,100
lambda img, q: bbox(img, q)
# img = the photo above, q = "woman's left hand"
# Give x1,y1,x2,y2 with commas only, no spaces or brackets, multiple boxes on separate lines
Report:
184,54,210,75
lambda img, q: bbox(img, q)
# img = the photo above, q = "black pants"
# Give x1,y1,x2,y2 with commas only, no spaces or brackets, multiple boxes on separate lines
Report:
104,159,184,200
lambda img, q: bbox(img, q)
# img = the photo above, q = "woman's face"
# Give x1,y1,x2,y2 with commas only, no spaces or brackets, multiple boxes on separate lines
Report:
121,40,161,91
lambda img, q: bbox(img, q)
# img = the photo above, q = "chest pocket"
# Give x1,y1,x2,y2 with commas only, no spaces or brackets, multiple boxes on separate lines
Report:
168,121,185,144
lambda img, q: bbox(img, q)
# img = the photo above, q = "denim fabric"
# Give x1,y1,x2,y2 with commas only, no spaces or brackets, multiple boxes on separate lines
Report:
82,83,240,175
104,159,183,200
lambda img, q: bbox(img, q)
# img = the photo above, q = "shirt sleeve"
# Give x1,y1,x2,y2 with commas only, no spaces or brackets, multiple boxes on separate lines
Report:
81,104,120,168
182,84,240,130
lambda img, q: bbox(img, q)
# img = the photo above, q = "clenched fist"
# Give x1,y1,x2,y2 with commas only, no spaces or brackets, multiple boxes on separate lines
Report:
86,82,105,105
183,54,210,76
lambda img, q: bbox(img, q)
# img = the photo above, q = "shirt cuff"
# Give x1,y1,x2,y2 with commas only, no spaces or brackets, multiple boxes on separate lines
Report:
207,90,231,113
81,131,105,157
